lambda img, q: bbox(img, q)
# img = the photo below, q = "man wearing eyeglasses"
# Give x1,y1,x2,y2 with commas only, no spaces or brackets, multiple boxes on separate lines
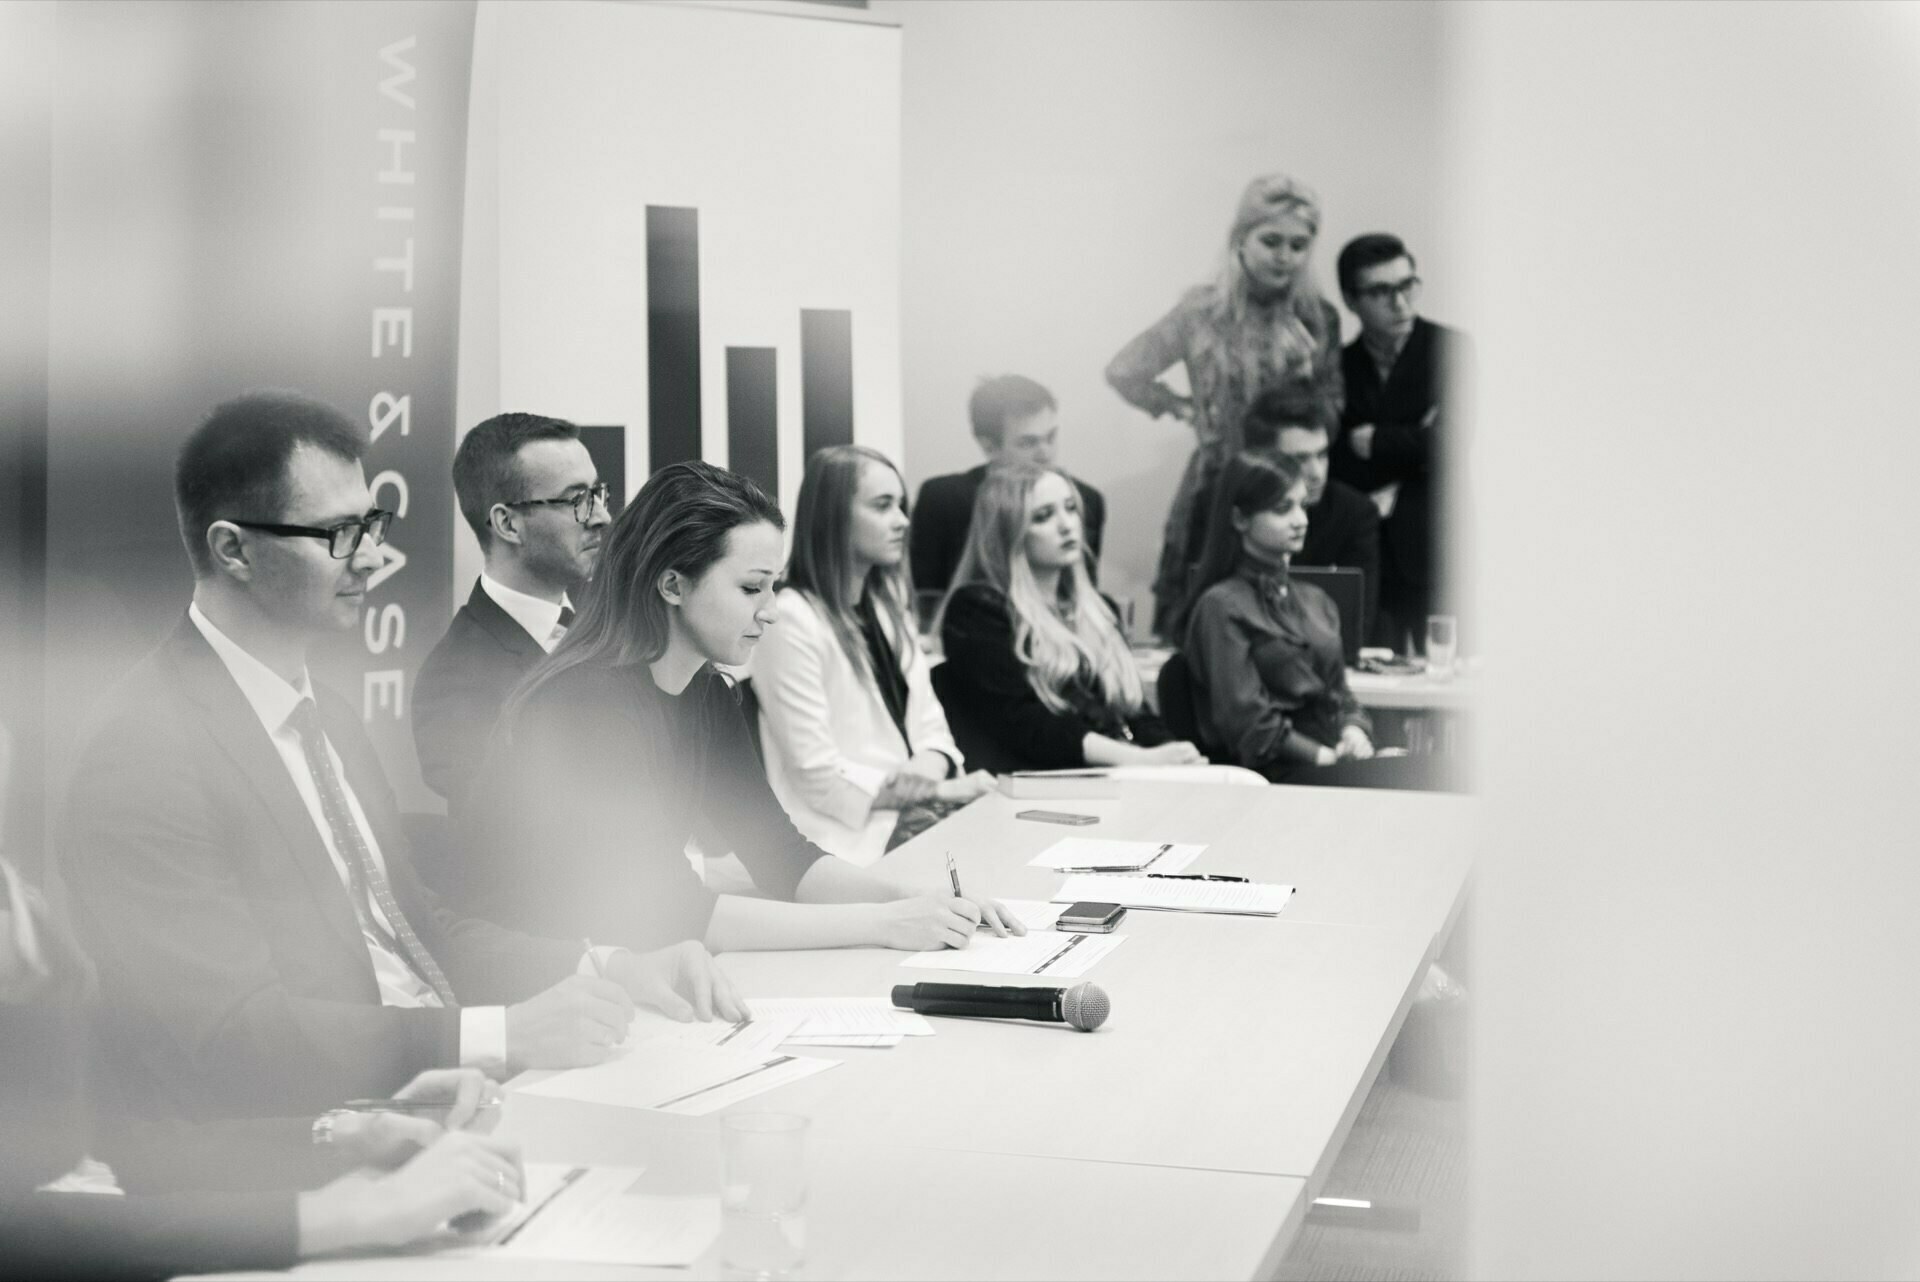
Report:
1332,233,1468,653
413,413,611,809
60,392,742,1128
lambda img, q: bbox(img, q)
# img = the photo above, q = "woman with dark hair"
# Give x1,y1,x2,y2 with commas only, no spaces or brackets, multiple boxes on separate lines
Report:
461,461,1019,956
752,446,994,866
1183,452,1446,789
1106,173,1344,635
935,464,1207,774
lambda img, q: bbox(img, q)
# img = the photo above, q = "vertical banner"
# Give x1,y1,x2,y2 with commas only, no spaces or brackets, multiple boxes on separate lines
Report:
44,0,473,809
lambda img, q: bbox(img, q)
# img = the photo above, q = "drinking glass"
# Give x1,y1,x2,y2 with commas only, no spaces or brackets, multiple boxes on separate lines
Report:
1425,614,1458,680
720,1112,809,1279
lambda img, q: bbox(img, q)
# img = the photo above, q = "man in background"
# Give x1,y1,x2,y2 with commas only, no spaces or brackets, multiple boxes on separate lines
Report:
911,375,1107,595
1331,233,1467,652
413,412,610,808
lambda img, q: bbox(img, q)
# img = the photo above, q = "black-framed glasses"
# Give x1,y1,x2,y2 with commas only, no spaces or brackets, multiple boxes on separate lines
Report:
1354,275,1421,305
505,481,611,525
228,509,394,559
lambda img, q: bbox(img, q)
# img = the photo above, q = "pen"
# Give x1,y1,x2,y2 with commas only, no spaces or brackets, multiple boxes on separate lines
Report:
1145,873,1249,883
946,851,964,898
1062,844,1175,874
583,938,604,978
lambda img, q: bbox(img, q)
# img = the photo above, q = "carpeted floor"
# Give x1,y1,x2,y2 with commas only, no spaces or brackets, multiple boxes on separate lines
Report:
1272,1036,1468,1282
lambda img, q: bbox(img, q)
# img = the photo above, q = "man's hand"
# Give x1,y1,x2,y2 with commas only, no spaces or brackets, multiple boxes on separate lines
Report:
504,974,635,1069
326,1110,441,1171
1347,423,1377,460
297,1131,525,1256
605,939,748,1024
393,1067,501,1133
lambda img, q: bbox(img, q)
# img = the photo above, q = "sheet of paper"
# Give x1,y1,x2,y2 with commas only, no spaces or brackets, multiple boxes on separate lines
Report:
996,898,1067,931
1028,838,1203,874
1052,875,1294,916
740,996,932,1048
902,929,1125,978
518,1041,839,1114
621,1008,808,1057
470,1164,719,1266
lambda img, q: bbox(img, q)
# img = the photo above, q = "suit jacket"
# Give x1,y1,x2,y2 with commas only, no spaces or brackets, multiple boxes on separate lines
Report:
1297,477,1382,635
60,618,580,1123
413,580,546,806
911,465,1107,592
1332,317,1463,596
749,589,963,866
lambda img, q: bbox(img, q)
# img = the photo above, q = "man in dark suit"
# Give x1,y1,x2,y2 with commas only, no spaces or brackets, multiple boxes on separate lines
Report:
60,393,741,1125
413,413,610,807
910,374,1107,593
1330,233,1468,652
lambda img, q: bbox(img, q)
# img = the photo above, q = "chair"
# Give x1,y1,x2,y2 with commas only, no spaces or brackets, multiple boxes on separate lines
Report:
1155,650,1203,745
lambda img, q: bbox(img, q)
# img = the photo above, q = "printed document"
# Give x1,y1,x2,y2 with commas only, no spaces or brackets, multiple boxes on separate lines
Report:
458,1164,719,1266
902,929,1124,978
1029,838,1203,874
1052,875,1294,916
518,1041,838,1114
746,996,933,1048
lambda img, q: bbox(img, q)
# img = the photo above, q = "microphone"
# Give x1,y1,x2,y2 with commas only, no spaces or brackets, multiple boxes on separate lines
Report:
890,981,1110,1032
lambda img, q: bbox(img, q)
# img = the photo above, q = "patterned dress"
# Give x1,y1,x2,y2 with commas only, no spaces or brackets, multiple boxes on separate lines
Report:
1106,283,1344,635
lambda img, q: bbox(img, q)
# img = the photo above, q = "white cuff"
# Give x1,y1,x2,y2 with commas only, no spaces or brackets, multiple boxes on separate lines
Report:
459,1006,507,1069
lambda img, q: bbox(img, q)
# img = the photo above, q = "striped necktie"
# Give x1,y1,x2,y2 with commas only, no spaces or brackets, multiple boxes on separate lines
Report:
286,699,457,1006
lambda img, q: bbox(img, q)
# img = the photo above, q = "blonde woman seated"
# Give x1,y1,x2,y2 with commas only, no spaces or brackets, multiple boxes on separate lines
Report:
752,446,994,866
934,464,1207,774
1184,451,1449,790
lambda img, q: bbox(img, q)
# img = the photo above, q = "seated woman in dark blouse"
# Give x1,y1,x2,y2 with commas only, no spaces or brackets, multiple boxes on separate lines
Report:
460,461,1017,956
1183,452,1445,789
935,464,1206,774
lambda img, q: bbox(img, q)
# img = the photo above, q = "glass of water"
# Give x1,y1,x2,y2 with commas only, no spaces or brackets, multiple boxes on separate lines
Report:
721,1112,809,1279
1426,614,1458,680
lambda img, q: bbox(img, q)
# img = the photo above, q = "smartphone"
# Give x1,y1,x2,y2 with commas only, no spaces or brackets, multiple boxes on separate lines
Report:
1056,902,1126,933
1015,809,1099,826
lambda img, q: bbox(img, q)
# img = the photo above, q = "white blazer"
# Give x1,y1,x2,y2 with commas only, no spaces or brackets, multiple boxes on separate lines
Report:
750,587,963,866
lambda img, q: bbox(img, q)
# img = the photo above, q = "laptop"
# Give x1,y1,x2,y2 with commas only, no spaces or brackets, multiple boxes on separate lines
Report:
1288,565,1366,666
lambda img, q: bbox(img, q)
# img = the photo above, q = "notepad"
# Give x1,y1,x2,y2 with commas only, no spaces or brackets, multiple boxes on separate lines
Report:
1029,838,1203,873
464,1164,718,1266
1052,875,1294,916
902,929,1125,977
518,1041,839,1114
746,997,933,1048
620,1008,807,1057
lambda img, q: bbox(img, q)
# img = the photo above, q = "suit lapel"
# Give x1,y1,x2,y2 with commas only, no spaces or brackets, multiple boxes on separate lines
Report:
163,620,371,969
465,580,547,659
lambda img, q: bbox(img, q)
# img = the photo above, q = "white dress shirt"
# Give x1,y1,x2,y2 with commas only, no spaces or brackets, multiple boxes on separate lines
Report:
480,573,572,652
187,603,506,1065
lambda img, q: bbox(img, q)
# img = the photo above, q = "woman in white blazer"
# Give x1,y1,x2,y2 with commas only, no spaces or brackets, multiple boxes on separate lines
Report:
752,445,994,865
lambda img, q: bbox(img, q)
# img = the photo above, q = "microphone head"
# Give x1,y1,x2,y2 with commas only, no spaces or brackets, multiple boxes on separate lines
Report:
1060,982,1110,1032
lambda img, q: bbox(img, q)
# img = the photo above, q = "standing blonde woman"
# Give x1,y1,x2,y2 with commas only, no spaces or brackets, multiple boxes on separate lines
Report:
752,445,993,866
1106,173,1344,635
934,464,1206,774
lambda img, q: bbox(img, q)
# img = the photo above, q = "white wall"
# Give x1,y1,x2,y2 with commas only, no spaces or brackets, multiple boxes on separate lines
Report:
1455,2,1920,1276
872,0,1446,628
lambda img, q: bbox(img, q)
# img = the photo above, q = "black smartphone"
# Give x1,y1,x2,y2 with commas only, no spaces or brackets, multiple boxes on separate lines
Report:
1015,809,1099,826
1056,902,1126,933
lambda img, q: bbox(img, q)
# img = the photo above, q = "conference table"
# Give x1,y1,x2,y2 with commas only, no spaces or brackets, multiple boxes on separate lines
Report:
210,782,1476,1281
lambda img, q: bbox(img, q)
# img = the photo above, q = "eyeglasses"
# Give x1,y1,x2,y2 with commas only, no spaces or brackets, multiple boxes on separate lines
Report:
228,509,395,559
1353,276,1421,306
505,481,611,526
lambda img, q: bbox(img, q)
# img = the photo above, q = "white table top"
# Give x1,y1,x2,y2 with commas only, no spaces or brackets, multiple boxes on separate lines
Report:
201,783,1469,1281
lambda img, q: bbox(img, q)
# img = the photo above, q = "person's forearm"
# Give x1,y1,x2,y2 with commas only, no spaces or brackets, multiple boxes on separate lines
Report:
297,1182,380,1257
795,855,917,905
1082,732,1153,766
1278,730,1329,765
705,894,884,953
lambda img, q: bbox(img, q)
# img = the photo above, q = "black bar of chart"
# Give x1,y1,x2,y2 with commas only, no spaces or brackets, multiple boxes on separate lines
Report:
646,206,702,471
727,347,778,499
575,425,627,516
801,308,854,459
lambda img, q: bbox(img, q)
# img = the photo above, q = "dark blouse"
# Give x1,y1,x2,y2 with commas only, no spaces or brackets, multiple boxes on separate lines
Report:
936,585,1165,774
857,595,912,751
1184,561,1371,769
457,663,828,951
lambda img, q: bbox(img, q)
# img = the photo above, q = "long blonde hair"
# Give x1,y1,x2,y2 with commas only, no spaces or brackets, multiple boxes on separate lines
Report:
937,464,1142,717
